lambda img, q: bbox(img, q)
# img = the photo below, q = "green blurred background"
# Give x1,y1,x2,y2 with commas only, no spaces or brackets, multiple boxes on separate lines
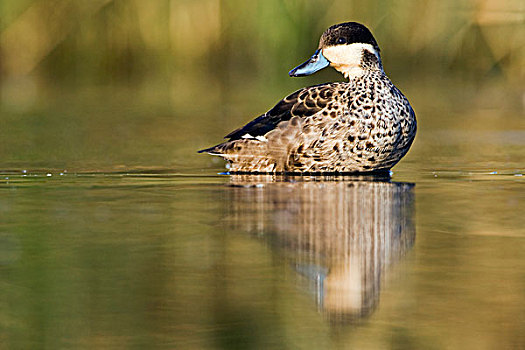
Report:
1,2,524,349
0,0,523,172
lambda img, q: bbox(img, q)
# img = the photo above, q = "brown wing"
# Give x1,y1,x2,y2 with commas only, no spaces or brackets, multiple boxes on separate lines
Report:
224,83,338,140
198,83,340,154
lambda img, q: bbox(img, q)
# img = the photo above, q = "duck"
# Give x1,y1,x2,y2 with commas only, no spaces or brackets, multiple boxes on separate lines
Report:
199,22,417,174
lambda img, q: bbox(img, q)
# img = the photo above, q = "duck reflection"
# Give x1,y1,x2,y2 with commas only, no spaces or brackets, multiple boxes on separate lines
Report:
227,174,415,324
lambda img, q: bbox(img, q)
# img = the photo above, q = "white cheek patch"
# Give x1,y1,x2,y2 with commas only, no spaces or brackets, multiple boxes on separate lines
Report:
322,43,379,68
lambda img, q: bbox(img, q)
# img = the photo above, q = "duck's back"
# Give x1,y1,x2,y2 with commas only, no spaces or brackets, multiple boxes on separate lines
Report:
200,72,416,173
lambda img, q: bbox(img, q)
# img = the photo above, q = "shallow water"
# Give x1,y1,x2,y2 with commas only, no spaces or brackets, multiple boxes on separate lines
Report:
1,82,524,349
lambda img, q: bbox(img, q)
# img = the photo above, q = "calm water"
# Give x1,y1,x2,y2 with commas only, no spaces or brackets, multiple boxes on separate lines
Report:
1,82,524,349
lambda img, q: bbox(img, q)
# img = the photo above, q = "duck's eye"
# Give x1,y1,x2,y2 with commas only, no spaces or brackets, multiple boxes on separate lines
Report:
337,37,347,44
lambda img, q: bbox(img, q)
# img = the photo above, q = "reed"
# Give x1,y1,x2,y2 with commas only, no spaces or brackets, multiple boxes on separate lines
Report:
0,0,523,85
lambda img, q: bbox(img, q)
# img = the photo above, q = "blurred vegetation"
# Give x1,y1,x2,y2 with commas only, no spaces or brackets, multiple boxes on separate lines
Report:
0,0,523,88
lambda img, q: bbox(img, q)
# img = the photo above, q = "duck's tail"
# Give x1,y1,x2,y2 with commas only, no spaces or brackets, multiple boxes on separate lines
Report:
197,143,225,155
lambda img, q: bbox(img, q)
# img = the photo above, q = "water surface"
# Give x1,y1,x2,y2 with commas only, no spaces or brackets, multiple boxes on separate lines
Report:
0,82,524,349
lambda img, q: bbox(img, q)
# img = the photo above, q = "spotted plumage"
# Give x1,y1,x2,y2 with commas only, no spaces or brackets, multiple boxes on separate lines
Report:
199,22,417,173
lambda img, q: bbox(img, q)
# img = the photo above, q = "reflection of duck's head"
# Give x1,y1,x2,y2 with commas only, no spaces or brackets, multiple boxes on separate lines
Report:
324,257,368,315
227,175,415,325
289,22,382,79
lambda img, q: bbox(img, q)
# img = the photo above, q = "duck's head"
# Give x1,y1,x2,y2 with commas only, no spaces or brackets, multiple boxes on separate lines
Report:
289,22,382,79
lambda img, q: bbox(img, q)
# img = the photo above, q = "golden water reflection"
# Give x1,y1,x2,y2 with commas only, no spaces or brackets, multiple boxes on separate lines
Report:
228,175,415,323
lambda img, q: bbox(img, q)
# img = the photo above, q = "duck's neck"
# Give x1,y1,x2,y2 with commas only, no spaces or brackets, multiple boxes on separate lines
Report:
322,43,383,79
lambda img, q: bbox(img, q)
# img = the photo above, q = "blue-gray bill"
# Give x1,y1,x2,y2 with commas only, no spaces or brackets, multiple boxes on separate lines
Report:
288,49,331,77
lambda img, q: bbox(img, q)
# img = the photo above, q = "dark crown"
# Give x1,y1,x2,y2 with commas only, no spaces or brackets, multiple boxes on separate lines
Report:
319,22,380,52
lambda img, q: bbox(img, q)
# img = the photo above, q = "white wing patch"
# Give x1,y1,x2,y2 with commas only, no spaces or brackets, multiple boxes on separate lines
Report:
242,133,268,142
